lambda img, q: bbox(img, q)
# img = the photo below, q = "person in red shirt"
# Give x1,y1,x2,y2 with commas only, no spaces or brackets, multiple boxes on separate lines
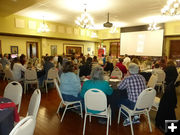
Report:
116,58,127,76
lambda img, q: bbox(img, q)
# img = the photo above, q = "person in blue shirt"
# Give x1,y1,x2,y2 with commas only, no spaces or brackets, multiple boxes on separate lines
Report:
60,61,82,102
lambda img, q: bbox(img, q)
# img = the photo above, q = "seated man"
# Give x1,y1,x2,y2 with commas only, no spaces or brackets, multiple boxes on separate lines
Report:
114,63,146,126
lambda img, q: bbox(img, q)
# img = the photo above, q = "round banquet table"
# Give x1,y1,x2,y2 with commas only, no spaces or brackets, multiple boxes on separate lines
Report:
0,97,14,135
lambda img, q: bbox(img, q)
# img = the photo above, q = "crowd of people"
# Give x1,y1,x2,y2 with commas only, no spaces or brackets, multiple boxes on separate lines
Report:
0,52,179,127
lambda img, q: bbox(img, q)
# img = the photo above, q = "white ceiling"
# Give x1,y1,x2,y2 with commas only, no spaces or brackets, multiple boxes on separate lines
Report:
2,0,180,29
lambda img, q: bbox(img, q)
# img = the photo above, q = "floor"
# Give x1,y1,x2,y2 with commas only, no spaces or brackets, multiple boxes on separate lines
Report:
1,80,179,135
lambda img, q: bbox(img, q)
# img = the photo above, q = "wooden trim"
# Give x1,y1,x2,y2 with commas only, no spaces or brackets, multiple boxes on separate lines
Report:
102,38,120,41
0,32,100,42
164,35,180,38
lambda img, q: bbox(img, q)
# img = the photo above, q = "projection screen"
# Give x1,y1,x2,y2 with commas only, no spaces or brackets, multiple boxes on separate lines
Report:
120,30,164,56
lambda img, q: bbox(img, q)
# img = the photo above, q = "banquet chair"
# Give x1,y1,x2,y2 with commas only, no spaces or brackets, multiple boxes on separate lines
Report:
147,74,160,111
24,69,39,94
3,81,23,113
9,116,36,135
117,88,156,135
44,67,60,93
147,74,158,88
3,67,14,82
83,89,111,135
0,63,4,79
111,67,122,79
155,71,166,93
54,79,83,122
20,89,41,120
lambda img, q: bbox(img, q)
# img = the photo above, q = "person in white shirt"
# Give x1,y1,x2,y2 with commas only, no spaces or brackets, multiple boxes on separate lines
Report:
123,54,131,66
152,63,165,75
11,57,26,81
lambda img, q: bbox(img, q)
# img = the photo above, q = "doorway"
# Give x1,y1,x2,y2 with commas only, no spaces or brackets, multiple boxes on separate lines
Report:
110,42,120,58
26,42,38,58
169,40,180,59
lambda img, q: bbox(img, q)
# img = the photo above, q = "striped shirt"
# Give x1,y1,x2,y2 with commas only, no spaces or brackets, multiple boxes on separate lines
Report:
118,74,147,103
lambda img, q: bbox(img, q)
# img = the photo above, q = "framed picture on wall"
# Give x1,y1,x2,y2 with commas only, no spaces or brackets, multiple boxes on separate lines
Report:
11,46,18,54
51,45,57,56
87,47,91,52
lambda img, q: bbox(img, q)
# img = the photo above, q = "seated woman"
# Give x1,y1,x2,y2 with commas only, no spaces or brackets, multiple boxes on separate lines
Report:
80,66,113,97
80,66,113,124
60,61,82,102
79,57,92,77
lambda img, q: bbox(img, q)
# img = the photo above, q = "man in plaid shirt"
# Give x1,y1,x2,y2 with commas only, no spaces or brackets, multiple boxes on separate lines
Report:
117,63,146,126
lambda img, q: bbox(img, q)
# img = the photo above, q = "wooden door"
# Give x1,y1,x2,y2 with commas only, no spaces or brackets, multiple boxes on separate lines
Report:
170,40,180,59
26,42,38,58
110,42,120,58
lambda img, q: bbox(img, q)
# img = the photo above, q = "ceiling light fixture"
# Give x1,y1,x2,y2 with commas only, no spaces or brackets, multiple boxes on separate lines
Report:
37,17,50,33
161,0,180,16
103,12,113,28
148,22,160,31
75,4,94,29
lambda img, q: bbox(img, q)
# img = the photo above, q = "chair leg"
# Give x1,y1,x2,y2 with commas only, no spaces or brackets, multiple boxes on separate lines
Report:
24,83,26,94
162,84,164,93
56,102,62,114
89,115,91,123
147,111,152,132
106,117,109,135
45,82,48,93
83,114,87,135
129,115,134,135
117,107,121,124
60,105,67,122
79,102,83,118
110,111,112,126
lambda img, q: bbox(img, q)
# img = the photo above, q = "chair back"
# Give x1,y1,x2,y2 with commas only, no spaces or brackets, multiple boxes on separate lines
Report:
111,67,122,79
54,79,64,103
147,74,158,88
4,67,14,81
25,69,38,81
3,81,22,112
47,67,58,80
9,116,36,135
134,88,156,111
156,71,166,83
27,89,41,119
84,89,107,113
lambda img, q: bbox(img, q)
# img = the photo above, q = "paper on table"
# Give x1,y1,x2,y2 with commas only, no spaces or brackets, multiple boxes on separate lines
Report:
109,79,121,82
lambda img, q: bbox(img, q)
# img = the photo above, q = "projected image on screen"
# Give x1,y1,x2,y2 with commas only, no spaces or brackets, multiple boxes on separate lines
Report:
120,30,164,56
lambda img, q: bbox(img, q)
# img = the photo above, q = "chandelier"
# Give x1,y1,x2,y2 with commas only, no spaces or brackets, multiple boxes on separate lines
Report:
148,22,160,31
75,5,94,29
161,0,180,16
37,17,50,33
